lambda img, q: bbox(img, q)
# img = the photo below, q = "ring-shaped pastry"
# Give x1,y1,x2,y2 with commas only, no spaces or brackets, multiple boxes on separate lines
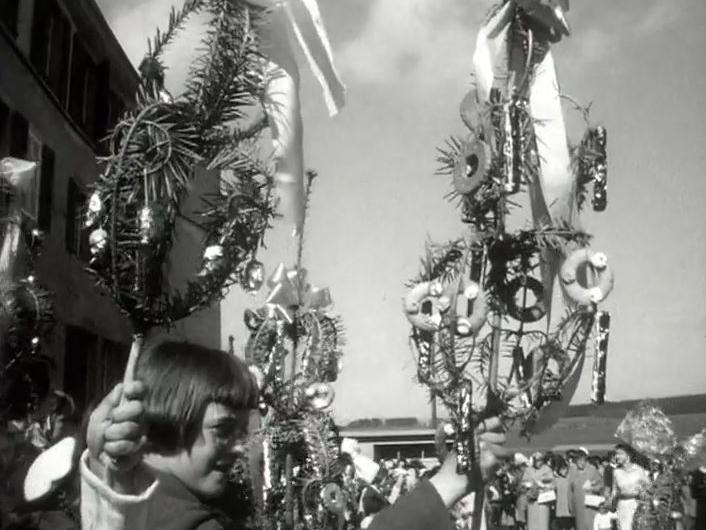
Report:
453,139,491,195
560,249,614,305
403,281,450,332
321,482,346,514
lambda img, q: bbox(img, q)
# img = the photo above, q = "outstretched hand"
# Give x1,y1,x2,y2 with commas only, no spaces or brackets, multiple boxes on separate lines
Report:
429,417,508,508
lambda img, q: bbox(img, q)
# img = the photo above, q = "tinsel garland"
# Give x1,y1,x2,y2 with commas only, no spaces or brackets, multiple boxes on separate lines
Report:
245,257,350,529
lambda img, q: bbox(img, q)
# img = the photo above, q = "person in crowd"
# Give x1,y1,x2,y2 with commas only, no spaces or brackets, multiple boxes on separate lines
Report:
602,452,615,496
359,483,391,528
648,458,662,482
552,456,573,530
591,501,617,530
587,456,603,476
514,454,530,530
690,466,706,530
569,447,604,530
610,443,649,530
522,451,555,530
544,452,556,472
681,471,697,530
566,450,578,471
489,460,516,530
387,466,408,504
81,339,258,530
405,462,422,491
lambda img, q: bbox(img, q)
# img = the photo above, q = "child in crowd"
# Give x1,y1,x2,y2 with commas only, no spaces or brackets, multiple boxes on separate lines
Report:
592,502,617,530
81,339,257,530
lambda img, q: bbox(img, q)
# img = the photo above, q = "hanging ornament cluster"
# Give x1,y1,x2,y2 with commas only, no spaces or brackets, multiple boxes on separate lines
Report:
406,0,616,475
84,0,277,332
576,126,608,212
616,403,706,529
245,264,349,530
590,311,610,404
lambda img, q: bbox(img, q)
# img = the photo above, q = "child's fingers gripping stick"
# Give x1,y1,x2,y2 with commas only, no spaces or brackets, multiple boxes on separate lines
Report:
87,381,146,475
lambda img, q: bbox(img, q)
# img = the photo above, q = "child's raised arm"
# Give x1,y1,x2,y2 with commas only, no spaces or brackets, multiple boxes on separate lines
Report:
81,381,158,530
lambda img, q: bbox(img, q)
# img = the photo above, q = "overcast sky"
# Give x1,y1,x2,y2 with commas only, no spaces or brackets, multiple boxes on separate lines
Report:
97,0,706,424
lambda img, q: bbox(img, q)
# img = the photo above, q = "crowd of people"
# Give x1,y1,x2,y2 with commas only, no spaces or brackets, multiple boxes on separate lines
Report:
351,446,706,530
2,339,706,530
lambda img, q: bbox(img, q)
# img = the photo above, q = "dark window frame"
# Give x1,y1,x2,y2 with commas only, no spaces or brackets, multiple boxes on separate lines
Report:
38,144,55,231
0,0,20,37
65,177,89,260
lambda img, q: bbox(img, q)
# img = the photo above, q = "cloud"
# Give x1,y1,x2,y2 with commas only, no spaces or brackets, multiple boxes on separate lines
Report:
567,0,687,64
96,0,208,92
336,0,488,89
634,2,682,35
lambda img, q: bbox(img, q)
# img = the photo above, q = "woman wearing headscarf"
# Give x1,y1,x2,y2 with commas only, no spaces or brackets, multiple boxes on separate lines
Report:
521,452,555,530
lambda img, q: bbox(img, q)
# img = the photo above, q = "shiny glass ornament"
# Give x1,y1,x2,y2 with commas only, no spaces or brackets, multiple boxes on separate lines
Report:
244,259,265,292
85,191,103,228
89,229,109,255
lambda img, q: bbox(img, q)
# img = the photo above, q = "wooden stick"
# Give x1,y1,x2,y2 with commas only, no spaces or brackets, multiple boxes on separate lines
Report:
284,452,294,529
122,334,144,389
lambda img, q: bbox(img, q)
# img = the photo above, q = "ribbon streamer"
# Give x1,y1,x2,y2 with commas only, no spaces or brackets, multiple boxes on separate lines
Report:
249,0,345,234
264,263,332,323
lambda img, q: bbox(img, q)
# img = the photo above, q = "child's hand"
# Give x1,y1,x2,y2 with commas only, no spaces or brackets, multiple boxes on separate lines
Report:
86,381,146,480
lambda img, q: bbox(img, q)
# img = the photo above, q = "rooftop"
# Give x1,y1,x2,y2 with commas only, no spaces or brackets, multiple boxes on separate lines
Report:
340,394,706,452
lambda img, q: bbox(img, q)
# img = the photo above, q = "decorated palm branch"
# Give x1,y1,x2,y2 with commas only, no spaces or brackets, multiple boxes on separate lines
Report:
403,0,614,484
0,158,55,424
84,0,277,373
245,174,349,530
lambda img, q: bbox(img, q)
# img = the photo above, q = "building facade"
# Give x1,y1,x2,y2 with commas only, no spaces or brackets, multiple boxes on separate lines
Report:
0,0,220,413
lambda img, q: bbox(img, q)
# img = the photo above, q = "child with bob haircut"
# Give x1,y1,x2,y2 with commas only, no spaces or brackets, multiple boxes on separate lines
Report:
81,339,258,530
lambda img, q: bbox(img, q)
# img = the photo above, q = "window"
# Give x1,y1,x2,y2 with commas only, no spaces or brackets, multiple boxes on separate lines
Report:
47,6,71,106
65,178,89,260
69,34,98,139
0,0,19,37
38,145,55,231
95,340,129,400
30,0,72,106
107,91,125,132
30,0,51,76
63,325,97,412
0,96,9,155
9,111,28,158
94,61,111,147
63,328,129,414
